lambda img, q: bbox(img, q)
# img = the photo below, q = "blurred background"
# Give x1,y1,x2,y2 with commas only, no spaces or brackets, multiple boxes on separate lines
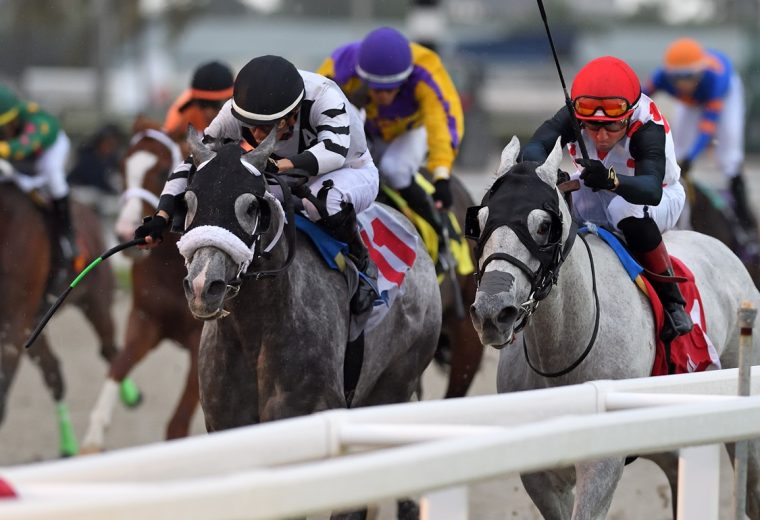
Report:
6,0,760,171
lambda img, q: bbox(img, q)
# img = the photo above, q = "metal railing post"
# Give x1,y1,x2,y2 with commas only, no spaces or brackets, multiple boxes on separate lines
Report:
734,300,757,520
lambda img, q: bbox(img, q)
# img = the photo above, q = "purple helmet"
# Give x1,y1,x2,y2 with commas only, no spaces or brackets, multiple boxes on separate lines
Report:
357,27,413,90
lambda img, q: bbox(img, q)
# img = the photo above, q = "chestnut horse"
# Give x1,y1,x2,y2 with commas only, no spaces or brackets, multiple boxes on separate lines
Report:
0,180,125,456
81,120,202,452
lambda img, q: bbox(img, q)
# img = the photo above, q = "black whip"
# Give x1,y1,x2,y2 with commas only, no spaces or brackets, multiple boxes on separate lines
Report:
24,237,146,349
536,0,589,160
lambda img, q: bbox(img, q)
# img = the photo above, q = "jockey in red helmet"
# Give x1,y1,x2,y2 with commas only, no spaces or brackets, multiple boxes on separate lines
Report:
522,56,693,342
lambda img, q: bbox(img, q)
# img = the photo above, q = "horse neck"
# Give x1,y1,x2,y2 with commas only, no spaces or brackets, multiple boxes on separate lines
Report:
525,235,597,366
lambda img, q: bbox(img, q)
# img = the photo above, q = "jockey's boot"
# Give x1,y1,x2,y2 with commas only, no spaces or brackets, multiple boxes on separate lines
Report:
48,195,79,296
730,173,758,233
320,203,379,316
399,182,447,259
635,241,693,343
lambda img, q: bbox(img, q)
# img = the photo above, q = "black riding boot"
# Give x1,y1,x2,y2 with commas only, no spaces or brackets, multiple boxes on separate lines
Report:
399,182,445,241
635,241,693,343
48,195,78,294
730,173,757,232
320,203,378,316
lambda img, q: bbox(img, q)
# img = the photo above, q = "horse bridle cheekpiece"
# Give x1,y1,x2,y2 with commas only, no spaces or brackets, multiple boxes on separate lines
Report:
466,163,577,314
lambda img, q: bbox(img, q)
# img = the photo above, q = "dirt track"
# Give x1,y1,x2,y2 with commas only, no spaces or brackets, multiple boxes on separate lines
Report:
0,157,752,518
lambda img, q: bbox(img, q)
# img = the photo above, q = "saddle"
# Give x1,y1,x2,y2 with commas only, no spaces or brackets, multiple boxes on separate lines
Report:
582,225,720,375
379,173,474,279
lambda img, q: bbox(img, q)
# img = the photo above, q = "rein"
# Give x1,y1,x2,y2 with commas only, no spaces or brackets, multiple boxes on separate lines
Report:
521,232,600,378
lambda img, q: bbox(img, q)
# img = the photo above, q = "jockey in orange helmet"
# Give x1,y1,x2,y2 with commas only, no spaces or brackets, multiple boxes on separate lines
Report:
644,38,755,231
162,61,235,143
522,56,693,342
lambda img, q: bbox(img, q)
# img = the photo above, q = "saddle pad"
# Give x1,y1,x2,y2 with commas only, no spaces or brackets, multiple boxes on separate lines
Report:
580,225,720,375
296,204,418,331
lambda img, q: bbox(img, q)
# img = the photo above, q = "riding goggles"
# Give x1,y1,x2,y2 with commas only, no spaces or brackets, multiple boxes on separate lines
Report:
573,96,631,118
581,119,629,132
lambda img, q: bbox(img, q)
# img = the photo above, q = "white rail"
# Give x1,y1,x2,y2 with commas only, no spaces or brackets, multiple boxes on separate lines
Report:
1,368,759,519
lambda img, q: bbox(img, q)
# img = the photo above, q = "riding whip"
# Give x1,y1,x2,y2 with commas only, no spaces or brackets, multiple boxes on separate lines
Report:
535,0,589,161
24,237,146,349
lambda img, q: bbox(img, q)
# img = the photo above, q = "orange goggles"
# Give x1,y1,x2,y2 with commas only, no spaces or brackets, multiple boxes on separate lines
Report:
573,96,630,118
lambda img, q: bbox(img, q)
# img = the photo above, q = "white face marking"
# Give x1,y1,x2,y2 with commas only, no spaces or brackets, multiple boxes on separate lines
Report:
192,256,212,310
115,151,159,238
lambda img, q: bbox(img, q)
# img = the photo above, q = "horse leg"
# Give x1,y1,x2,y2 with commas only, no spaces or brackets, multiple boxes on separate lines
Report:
644,451,679,519
81,310,162,453
26,334,78,456
0,342,23,425
165,331,201,440
77,291,119,363
443,277,483,398
521,468,575,520
572,458,625,520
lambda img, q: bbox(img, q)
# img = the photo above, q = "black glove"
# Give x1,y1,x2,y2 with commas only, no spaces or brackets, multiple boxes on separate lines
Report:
578,159,618,191
557,168,571,185
264,157,279,174
678,159,692,177
134,215,168,242
433,178,453,208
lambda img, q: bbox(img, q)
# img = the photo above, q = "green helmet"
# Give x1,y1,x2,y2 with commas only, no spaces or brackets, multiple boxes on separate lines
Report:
0,86,20,126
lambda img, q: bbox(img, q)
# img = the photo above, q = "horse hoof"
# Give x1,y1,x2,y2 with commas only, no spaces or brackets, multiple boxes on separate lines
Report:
79,444,103,456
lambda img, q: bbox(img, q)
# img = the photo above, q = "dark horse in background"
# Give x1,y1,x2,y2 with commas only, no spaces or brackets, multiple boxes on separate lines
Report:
81,119,203,453
180,129,441,518
381,173,483,398
0,180,125,457
681,170,760,287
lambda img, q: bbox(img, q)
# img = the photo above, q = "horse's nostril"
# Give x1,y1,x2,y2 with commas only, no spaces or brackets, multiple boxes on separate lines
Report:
206,280,227,299
497,307,517,326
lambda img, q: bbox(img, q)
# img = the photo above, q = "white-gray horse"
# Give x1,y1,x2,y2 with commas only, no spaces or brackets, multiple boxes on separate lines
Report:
469,136,760,519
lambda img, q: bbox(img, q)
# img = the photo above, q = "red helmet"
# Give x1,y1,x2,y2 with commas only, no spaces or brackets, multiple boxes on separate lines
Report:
570,56,641,122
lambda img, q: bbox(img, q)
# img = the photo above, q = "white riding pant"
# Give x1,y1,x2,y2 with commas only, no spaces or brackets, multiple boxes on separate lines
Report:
571,179,686,233
18,131,71,200
271,150,379,221
672,74,745,178
372,126,428,190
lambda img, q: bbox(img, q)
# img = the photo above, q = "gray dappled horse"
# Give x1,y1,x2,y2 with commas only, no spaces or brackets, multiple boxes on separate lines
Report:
179,129,440,519
469,137,760,520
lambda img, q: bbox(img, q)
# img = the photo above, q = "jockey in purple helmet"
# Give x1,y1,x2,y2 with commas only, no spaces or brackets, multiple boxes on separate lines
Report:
318,27,464,254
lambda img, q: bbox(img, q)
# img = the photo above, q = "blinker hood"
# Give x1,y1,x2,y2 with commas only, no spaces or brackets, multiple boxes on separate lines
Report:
466,166,564,268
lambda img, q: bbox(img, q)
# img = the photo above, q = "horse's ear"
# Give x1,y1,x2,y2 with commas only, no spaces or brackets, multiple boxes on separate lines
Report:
187,127,216,166
242,127,278,173
496,136,520,178
535,137,563,187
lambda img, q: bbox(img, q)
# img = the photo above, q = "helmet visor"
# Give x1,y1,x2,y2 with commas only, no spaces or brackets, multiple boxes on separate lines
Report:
573,96,630,118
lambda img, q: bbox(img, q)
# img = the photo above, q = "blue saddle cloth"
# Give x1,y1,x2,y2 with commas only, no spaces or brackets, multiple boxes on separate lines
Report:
295,214,348,271
578,224,643,282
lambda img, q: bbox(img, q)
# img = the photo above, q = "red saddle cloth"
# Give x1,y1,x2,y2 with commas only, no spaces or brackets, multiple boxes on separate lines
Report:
644,257,721,376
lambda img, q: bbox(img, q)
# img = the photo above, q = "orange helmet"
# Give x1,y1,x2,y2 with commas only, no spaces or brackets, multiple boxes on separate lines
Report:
664,38,706,72
570,56,640,122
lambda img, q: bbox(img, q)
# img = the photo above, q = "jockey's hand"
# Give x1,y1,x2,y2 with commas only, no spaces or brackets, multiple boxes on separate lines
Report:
433,178,453,209
678,159,692,177
578,159,618,192
557,168,571,185
134,214,168,248
264,157,279,174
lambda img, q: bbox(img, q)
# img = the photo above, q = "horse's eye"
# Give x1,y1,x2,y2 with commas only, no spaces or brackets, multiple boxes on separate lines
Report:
537,222,551,236
247,201,257,216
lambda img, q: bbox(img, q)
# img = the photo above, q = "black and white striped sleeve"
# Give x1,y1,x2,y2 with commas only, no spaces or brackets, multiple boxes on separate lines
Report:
291,84,351,175
157,159,193,214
